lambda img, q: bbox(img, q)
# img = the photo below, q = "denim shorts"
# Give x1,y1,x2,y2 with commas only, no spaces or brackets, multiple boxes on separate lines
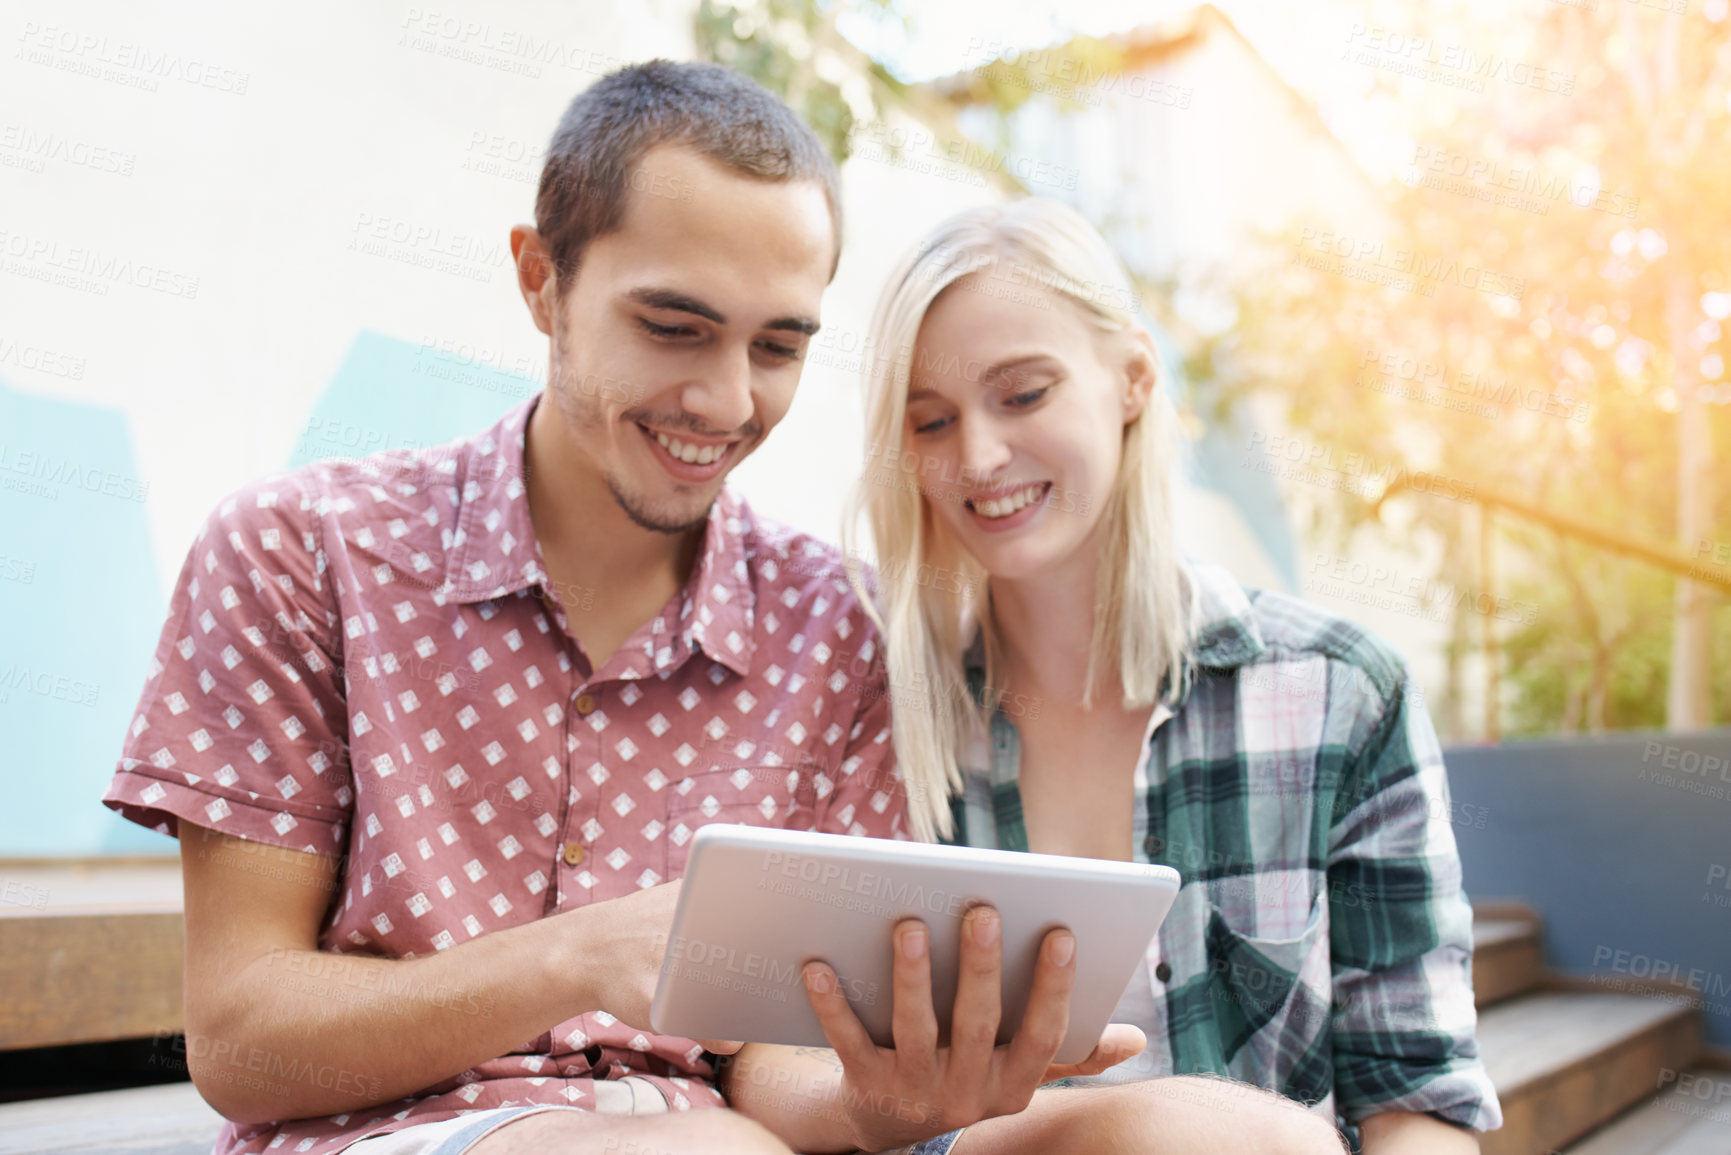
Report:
890,1129,965,1155
344,1106,966,1155
343,1106,570,1154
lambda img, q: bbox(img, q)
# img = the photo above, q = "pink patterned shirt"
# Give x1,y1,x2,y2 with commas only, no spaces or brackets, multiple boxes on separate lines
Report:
104,397,907,1154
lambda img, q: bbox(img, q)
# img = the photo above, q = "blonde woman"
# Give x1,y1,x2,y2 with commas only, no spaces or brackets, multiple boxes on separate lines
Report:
842,199,1502,1154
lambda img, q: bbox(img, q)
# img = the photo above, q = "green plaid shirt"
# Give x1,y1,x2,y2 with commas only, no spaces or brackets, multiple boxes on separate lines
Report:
947,564,1502,1132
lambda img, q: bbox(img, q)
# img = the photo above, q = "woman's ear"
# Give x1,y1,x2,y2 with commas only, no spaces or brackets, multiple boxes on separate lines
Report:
1121,329,1158,425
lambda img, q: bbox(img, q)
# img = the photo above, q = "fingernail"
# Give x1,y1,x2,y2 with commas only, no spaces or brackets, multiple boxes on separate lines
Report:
901,925,927,959
1049,932,1075,966
805,966,834,994
970,908,1000,948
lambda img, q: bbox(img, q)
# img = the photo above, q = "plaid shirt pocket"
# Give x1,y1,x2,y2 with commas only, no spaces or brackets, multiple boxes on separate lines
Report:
1205,891,1336,1107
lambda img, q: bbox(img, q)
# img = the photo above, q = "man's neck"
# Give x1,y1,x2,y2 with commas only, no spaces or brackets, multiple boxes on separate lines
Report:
523,392,702,606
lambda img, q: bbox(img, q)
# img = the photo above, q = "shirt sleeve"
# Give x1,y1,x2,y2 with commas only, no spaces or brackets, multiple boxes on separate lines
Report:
816,612,907,842
102,472,352,856
1325,663,1503,1132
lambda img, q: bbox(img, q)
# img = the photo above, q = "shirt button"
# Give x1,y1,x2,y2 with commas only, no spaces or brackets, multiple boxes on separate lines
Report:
562,843,585,867
574,693,596,715
1143,833,1162,857
1154,961,1172,984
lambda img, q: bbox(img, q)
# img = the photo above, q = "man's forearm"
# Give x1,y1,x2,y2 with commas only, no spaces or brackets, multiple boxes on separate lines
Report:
188,907,613,1124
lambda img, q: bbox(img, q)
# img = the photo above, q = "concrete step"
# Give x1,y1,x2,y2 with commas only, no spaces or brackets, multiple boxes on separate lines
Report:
1561,1067,1731,1154
1471,904,1544,1009
0,1082,223,1154
1477,990,1703,1155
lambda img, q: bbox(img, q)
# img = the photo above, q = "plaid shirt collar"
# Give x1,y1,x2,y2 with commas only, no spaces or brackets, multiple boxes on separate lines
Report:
1183,563,1267,677
440,396,756,677
963,563,1266,698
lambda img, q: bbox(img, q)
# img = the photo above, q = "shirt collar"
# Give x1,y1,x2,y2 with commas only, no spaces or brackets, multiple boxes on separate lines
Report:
1184,561,1266,671
440,398,546,604
657,487,756,678
959,561,1266,680
439,396,757,678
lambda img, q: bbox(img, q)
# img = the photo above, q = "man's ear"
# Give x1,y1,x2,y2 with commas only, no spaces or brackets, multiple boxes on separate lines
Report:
1121,328,1158,425
510,224,558,337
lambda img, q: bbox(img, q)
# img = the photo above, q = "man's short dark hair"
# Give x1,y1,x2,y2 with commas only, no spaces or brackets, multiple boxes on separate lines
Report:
535,59,843,294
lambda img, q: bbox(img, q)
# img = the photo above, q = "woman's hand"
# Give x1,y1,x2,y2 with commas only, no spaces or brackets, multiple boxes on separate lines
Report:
800,904,1146,1151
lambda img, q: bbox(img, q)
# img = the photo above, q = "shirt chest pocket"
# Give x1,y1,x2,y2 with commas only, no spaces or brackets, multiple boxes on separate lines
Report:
663,765,818,879
1203,889,1334,1102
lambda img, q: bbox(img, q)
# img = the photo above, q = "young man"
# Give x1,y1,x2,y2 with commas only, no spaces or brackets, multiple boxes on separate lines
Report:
104,61,1343,1155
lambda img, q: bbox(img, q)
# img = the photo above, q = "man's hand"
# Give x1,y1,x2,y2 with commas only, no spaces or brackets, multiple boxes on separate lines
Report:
800,905,1145,1151
179,824,737,1124
582,878,743,1055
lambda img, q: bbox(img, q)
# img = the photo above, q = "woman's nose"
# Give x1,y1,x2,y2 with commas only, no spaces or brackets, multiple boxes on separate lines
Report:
958,416,1012,480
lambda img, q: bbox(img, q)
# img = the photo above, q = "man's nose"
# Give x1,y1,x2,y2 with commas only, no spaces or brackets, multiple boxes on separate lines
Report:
681,346,754,433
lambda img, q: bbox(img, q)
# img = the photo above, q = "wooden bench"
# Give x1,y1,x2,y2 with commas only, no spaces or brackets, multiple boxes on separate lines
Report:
0,857,222,1151
0,858,184,1051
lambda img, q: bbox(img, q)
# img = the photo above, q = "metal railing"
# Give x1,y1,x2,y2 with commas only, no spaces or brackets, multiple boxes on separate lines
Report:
1372,476,1731,741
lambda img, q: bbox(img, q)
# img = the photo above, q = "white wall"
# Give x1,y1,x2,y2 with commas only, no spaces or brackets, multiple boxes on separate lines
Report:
4,0,702,580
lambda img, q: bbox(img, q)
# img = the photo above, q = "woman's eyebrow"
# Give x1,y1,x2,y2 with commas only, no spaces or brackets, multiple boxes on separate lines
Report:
905,354,1057,399
626,286,819,335
979,354,1059,387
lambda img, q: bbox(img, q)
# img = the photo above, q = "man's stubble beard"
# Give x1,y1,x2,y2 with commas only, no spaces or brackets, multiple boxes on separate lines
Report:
548,341,711,537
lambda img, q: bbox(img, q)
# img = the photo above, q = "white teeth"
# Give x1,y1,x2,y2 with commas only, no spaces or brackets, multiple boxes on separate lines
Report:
973,484,1045,519
654,431,725,467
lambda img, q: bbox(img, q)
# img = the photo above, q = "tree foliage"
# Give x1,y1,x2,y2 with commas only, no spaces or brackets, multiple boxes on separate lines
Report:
1221,1,1731,735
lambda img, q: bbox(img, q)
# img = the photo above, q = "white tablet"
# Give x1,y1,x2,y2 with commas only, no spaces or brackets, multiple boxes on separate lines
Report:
649,825,1181,1065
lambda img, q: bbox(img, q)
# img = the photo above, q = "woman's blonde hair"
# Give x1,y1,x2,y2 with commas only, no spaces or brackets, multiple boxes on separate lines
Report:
844,197,1196,843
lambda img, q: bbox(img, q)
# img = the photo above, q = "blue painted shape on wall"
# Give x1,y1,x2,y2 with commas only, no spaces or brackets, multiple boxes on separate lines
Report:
1448,729,1731,1047
0,379,167,854
1145,322,1298,590
286,331,538,469
1187,414,1299,590
1,331,540,857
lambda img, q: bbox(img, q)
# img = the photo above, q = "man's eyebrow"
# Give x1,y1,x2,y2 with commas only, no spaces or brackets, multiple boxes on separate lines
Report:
627,287,819,336
766,315,821,336
627,287,724,324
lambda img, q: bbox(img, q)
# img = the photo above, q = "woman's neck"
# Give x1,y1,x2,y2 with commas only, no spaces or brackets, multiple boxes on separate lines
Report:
986,536,1115,710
